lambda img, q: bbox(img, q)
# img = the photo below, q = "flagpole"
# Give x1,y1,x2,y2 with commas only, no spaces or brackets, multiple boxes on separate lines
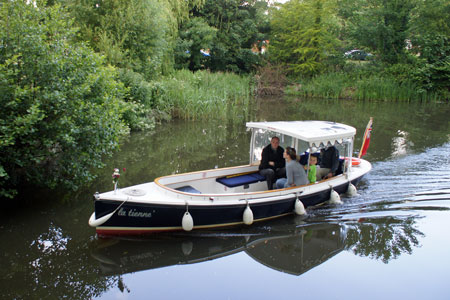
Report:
358,117,373,159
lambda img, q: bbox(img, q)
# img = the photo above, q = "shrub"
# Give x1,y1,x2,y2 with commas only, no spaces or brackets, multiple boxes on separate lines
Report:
0,2,128,198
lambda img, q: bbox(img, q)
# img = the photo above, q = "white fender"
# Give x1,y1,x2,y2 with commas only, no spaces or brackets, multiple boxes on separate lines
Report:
88,212,114,228
182,211,194,231
347,183,357,196
294,199,306,215
243,204,254,225
329,189,342,204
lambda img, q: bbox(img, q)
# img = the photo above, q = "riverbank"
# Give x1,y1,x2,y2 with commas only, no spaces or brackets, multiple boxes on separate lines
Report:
255,60,448,102
284,71,443,102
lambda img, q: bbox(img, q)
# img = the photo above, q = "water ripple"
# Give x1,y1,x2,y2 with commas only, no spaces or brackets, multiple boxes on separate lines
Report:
310,143,450,221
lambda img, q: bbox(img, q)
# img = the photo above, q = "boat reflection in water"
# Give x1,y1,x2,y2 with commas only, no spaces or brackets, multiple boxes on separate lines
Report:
91,217,346,277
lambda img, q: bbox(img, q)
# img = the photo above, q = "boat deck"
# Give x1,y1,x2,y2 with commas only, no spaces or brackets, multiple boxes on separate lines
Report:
98,160,371,205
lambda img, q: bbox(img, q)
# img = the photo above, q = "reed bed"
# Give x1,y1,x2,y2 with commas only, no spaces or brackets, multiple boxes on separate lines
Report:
159,70,253,120
287,72,440,102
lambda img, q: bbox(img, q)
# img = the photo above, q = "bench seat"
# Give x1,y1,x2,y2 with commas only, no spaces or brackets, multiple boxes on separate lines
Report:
216,172,265,188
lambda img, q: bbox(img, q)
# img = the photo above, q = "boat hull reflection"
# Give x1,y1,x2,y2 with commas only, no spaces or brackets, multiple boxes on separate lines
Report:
91,218,346,276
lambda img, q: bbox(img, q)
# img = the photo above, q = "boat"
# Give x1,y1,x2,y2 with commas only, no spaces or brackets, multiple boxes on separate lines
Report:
88,120,372,236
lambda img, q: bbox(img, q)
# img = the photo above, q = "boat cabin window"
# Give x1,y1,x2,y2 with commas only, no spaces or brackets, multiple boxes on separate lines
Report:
251,130,294,164
250,129,354,169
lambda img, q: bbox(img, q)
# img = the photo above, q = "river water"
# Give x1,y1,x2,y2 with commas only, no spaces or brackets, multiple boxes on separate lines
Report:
1,97,450,300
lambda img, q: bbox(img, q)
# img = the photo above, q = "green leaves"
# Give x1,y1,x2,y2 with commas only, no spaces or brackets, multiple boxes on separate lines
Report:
65,0,176,80
193,0,269,73
0,1,128,198
270,0,341,77
342,0,415,64
175,17,217,70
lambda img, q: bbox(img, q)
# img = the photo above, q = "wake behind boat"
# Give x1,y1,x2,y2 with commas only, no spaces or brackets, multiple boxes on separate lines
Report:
89,120,372,236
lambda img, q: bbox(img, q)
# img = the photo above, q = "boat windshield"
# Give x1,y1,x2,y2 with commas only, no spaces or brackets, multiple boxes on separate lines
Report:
250,129,353,166
250,129,307,164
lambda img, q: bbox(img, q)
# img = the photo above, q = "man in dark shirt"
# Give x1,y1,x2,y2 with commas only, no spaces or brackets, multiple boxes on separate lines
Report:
259,137,286,189
316,146,340,180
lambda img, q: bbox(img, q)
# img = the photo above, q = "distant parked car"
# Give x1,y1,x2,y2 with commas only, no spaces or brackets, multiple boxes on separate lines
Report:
344,49,373,60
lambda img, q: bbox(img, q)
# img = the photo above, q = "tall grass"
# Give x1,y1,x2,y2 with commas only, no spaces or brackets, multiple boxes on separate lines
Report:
286,72,440,102
159,70,253,120
287,72,350,99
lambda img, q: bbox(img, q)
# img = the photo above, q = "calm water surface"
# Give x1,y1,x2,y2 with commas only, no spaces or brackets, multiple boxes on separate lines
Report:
1,97,450,300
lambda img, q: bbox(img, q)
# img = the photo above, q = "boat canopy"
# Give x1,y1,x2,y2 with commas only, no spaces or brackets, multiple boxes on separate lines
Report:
246,121,356,147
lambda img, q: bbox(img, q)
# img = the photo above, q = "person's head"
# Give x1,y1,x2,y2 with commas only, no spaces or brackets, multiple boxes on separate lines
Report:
270,136,280,150
309,155,318,165
284,146,296,160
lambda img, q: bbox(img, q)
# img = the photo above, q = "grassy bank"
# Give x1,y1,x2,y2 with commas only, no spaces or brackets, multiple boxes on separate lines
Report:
119,69,254,131
159,70,253,120
285,72,441,102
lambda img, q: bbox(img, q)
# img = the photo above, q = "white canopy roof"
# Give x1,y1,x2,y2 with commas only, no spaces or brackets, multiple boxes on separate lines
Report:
246,121,356,147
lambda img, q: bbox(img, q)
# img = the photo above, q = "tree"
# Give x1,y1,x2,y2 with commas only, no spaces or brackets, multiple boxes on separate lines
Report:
270,0,342,76
408,0,450,92
62,0,177,79
343,0,416,64
168,0,206,25
175,17,217,70
0,1,127,198
193,0,269,73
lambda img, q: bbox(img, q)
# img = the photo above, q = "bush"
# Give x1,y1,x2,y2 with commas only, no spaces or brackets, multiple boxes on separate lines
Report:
117,69,170,131
0,2,128,198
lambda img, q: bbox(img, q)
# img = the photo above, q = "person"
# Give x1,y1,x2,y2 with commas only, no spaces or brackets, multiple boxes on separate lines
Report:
303,154,318,184
276,147,308,189
259,136,285,190
316,146,339,181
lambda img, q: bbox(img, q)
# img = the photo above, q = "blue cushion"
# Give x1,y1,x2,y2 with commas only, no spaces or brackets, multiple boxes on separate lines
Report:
216,172,265,188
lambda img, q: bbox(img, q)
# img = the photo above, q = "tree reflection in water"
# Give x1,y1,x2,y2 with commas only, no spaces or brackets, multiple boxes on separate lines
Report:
0,223,117,300
344,216,424,264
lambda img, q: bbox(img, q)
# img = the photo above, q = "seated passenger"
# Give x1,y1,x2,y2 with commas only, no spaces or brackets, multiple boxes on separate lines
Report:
259,136,286,190
316,146,339,181
276,147,308,189
303,154,318,183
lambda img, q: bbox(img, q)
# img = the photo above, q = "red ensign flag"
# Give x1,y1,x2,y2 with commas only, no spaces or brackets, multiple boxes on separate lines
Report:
359,117,373,158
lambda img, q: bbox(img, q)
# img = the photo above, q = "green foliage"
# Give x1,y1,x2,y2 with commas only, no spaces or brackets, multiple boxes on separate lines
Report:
63,0,176,79
193,0,269,73
270,0,342,76
341,0,415,64
286,71,439,101
117,68,174,131
0,1,128,198
168,0,206,25
157,69,253,120
287,72,350,99
408,0,450,94
175,17,217,70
